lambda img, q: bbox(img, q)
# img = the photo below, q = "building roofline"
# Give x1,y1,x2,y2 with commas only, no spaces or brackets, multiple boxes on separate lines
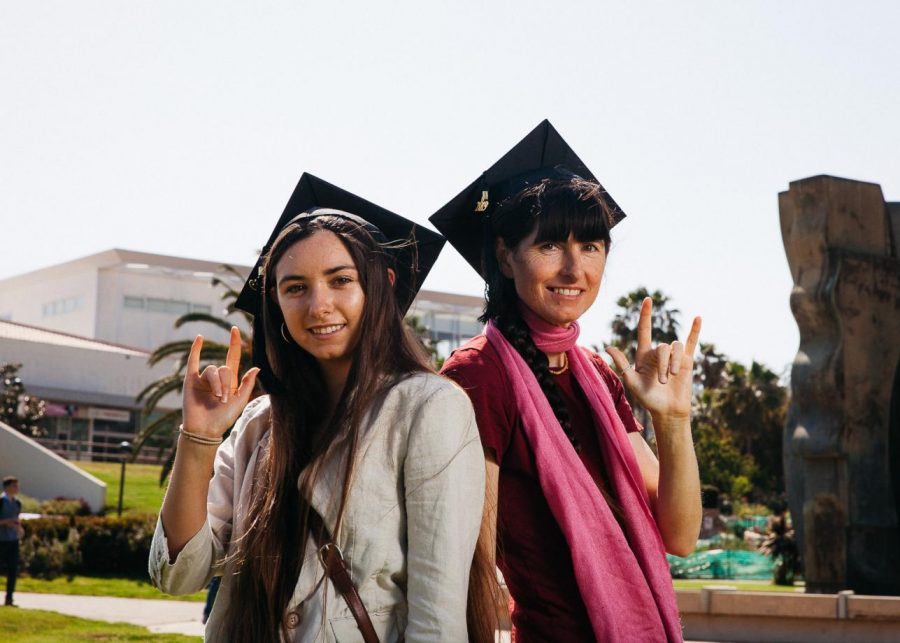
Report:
0,248,252,286
0,319,150,355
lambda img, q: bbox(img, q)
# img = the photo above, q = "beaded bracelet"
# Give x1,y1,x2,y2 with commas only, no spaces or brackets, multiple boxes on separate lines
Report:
178,425,223,446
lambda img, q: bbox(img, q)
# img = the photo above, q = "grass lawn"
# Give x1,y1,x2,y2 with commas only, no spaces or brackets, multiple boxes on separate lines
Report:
75,462,167,515
673,579,805,593
0,608,200,642
17,575,206,602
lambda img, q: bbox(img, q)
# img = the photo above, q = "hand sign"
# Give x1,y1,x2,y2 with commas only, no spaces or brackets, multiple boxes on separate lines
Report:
605,297,701,422
182,326,260,439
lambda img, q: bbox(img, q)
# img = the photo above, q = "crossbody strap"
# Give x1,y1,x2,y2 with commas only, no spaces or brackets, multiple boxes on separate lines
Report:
308,508,380,643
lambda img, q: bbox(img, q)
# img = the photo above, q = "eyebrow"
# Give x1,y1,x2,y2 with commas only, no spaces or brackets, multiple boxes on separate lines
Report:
277,265,357,285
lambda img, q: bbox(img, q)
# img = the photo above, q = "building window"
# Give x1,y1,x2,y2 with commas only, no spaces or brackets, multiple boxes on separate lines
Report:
124,296,145,309
42,296,83,317
124,296,212,316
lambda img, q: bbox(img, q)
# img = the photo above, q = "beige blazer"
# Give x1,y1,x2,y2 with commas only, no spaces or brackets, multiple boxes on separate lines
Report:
149,372,485,642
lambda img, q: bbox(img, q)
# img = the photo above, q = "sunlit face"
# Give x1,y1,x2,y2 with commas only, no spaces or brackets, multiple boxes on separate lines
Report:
497,229,607,328
273,231,365,368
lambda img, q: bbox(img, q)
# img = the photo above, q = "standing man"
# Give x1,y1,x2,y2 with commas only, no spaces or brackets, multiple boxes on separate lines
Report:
0,476,23,607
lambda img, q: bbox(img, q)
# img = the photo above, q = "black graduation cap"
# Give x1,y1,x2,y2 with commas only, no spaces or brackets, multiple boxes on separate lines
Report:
428,119,626,277
235,172,445,316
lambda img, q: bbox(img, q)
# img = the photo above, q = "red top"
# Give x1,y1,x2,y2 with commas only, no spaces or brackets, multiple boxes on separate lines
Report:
442,335,642,642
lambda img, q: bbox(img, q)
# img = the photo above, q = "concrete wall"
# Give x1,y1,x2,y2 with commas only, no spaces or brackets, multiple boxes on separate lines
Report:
0,421,106,512
0,265,98,338
678,587,900,643
0,334,179,410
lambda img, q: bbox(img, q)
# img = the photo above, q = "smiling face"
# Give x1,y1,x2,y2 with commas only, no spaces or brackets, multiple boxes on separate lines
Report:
497,228,607,328
273,230,365,370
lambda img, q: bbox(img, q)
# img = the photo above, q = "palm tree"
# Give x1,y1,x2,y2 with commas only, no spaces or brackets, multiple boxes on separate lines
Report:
133,266,253,484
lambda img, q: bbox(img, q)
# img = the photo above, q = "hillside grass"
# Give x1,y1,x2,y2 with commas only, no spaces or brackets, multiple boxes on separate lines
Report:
75,461,166,515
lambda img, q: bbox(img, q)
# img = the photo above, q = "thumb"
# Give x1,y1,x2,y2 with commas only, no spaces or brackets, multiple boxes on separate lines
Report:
604,346,630,373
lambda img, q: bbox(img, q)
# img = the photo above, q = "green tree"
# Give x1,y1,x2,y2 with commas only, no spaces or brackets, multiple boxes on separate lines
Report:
709,361,787,497
0,363,46,438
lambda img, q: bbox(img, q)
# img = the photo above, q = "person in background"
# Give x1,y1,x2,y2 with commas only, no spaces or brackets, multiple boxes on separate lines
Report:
432,121,702,642
0,476,23,607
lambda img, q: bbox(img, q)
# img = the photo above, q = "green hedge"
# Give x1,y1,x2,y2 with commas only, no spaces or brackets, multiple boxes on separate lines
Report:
21,514,157,579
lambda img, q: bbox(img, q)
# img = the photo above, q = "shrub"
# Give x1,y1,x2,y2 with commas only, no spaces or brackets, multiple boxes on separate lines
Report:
40,497,92,517
21,514,156,578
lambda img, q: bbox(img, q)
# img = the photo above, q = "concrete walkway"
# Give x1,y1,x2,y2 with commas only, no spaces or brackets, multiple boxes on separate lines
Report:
13,592,206,638
13,592,715,642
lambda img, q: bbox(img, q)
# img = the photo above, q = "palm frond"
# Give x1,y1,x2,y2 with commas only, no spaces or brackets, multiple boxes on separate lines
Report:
174,313,236,334
136,373,182,406
132,409,182,459
140,377,183,415
147,340,195,367
159,443,177,486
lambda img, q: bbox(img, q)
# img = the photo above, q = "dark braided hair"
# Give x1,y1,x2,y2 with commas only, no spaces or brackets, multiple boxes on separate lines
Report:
481,177,614,451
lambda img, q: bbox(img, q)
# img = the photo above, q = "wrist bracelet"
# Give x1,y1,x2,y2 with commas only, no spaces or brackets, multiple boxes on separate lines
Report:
179,424,223,446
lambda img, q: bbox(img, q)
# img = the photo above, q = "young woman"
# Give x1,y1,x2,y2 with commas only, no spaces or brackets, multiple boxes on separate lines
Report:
432,122,702,642
150,175,488,642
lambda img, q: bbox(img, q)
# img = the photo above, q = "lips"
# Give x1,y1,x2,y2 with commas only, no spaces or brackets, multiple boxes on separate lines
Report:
308,323,346,336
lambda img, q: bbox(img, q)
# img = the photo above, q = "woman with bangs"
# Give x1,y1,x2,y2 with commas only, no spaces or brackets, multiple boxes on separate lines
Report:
150,174,492,642
432,122,702,642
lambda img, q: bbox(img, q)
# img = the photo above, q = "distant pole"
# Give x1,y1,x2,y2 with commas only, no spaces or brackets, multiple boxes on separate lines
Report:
117,441,131,517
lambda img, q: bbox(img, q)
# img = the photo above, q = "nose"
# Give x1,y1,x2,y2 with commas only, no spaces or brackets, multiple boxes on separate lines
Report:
559,247,583,281
306,286,334,319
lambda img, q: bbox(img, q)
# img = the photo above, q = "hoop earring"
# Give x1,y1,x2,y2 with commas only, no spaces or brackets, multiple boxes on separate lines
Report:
281,322,293,344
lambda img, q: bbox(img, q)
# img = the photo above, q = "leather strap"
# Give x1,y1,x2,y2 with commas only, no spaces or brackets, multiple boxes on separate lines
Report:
308,509,380,643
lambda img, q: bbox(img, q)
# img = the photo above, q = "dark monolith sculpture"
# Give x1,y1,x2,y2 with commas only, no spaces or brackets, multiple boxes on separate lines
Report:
780,175,900,595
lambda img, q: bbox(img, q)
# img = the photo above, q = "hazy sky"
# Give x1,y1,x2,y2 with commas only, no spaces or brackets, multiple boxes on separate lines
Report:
2,1,898,373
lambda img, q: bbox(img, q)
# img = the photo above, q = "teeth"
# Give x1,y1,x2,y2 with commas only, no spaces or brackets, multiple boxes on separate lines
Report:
310,324,344,335
552,288,581,296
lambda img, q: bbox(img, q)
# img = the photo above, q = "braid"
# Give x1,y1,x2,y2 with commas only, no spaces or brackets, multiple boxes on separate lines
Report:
497,308,581,452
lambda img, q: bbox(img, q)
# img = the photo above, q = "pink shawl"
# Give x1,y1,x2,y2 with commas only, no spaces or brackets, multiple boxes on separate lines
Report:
485,310,682,641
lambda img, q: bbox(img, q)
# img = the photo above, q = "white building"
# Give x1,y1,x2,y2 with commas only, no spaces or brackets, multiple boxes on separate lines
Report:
0,249,249,352
0,320,179,462
0,249,485,463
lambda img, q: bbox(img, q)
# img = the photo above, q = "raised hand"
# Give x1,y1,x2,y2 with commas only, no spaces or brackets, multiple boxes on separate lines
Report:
182,326,259,439
605,297,701,422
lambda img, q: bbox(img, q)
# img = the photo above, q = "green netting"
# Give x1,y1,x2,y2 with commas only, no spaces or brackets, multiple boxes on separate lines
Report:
668,548,774,580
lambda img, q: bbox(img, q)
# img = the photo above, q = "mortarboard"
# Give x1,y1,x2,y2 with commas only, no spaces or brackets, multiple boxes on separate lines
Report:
235,172,445,316
428,119,626,277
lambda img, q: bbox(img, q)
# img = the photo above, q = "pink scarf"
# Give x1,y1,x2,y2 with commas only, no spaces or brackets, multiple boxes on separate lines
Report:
485,307,682,641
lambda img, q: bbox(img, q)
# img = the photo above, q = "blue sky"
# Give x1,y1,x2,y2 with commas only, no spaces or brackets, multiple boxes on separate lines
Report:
2,1,898,372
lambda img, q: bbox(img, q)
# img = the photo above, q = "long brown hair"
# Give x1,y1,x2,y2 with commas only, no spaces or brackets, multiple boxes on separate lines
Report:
223,215,432,641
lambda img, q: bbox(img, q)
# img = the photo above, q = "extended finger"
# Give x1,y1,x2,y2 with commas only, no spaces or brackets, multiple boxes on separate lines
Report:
656,344,671,384
636,297,653,355
225,326,241,390
187,335,204,376
201,364,223,399
670,341,684,375
684,316,703,357
217,366,232,403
